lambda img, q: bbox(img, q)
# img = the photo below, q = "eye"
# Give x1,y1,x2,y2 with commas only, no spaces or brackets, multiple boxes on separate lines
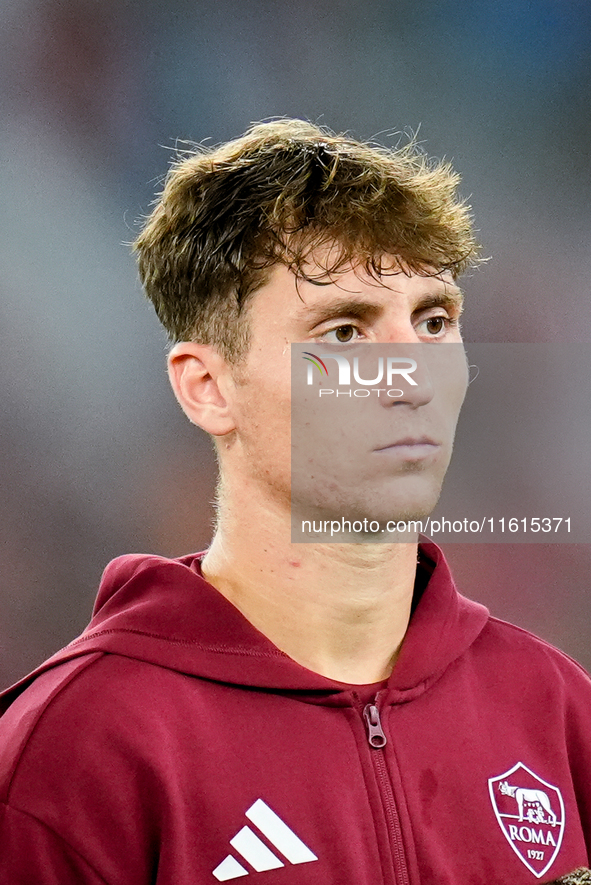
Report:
425,317,446,335
321,324,360,344
417,314,459,339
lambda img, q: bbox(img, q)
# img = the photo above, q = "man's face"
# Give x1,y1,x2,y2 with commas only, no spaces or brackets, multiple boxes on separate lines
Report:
225,258,468,528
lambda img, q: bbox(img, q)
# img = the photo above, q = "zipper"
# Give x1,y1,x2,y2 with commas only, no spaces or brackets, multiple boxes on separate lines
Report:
361,695,410,885
363,703,387,748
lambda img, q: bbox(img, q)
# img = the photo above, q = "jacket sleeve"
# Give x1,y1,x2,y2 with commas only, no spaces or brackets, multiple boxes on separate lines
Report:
0,803,111,885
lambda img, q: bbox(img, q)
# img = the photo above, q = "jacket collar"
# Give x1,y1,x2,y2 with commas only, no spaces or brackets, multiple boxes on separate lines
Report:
0,541,489,706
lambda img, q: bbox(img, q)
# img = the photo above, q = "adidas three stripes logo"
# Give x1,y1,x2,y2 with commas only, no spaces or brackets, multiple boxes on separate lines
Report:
212,799,318,880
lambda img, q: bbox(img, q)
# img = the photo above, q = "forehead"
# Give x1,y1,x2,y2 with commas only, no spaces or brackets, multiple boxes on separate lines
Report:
254,259,463,320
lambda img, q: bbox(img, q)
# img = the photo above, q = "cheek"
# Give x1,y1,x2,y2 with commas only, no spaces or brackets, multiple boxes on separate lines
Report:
436,351,469,421
449,371,469,414
233,372,292,459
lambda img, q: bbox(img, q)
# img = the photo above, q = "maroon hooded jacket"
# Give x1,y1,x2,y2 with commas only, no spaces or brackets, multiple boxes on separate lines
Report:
0,540,590,884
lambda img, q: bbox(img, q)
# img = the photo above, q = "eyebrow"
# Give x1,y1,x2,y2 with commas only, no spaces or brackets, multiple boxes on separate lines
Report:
297,288,464,327
412,290,465,314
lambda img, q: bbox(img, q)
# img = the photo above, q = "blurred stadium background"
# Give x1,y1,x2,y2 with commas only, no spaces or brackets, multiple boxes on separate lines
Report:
1,0,591,685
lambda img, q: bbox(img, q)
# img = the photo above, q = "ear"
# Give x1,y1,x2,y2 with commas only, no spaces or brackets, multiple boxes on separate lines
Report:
167,342,236,436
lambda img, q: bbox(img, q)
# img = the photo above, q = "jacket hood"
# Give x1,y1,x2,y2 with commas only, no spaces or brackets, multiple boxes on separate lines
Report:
1,541,489,705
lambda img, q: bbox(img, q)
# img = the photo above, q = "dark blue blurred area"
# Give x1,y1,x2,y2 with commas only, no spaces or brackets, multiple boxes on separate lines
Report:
1,0,590,685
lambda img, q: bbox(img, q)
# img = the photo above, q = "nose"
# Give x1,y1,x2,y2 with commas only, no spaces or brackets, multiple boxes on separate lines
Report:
380,319,425,346
380,345,435,409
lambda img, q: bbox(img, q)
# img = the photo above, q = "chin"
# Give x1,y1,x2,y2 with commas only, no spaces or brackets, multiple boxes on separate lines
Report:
291,472,446,529
359,479,444,524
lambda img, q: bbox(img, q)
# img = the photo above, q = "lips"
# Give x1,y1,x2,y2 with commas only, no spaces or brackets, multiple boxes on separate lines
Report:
374,436,440,451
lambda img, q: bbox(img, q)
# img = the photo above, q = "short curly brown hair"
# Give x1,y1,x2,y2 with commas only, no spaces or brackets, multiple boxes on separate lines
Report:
134,118,480,362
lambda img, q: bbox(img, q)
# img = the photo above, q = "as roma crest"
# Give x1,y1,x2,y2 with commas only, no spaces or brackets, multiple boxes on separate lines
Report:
488,762,565,878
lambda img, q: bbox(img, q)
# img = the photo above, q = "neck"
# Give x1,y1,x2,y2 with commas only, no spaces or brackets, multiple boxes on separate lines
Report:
201,478,419,683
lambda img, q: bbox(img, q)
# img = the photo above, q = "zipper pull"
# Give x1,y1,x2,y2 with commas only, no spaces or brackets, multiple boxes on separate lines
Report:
363,703,387,748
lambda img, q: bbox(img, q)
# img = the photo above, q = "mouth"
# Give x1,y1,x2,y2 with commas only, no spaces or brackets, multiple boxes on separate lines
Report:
373,437,441,459
375,436,440,450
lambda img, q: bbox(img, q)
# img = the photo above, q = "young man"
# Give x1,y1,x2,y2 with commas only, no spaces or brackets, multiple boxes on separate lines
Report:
0,119,590,884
